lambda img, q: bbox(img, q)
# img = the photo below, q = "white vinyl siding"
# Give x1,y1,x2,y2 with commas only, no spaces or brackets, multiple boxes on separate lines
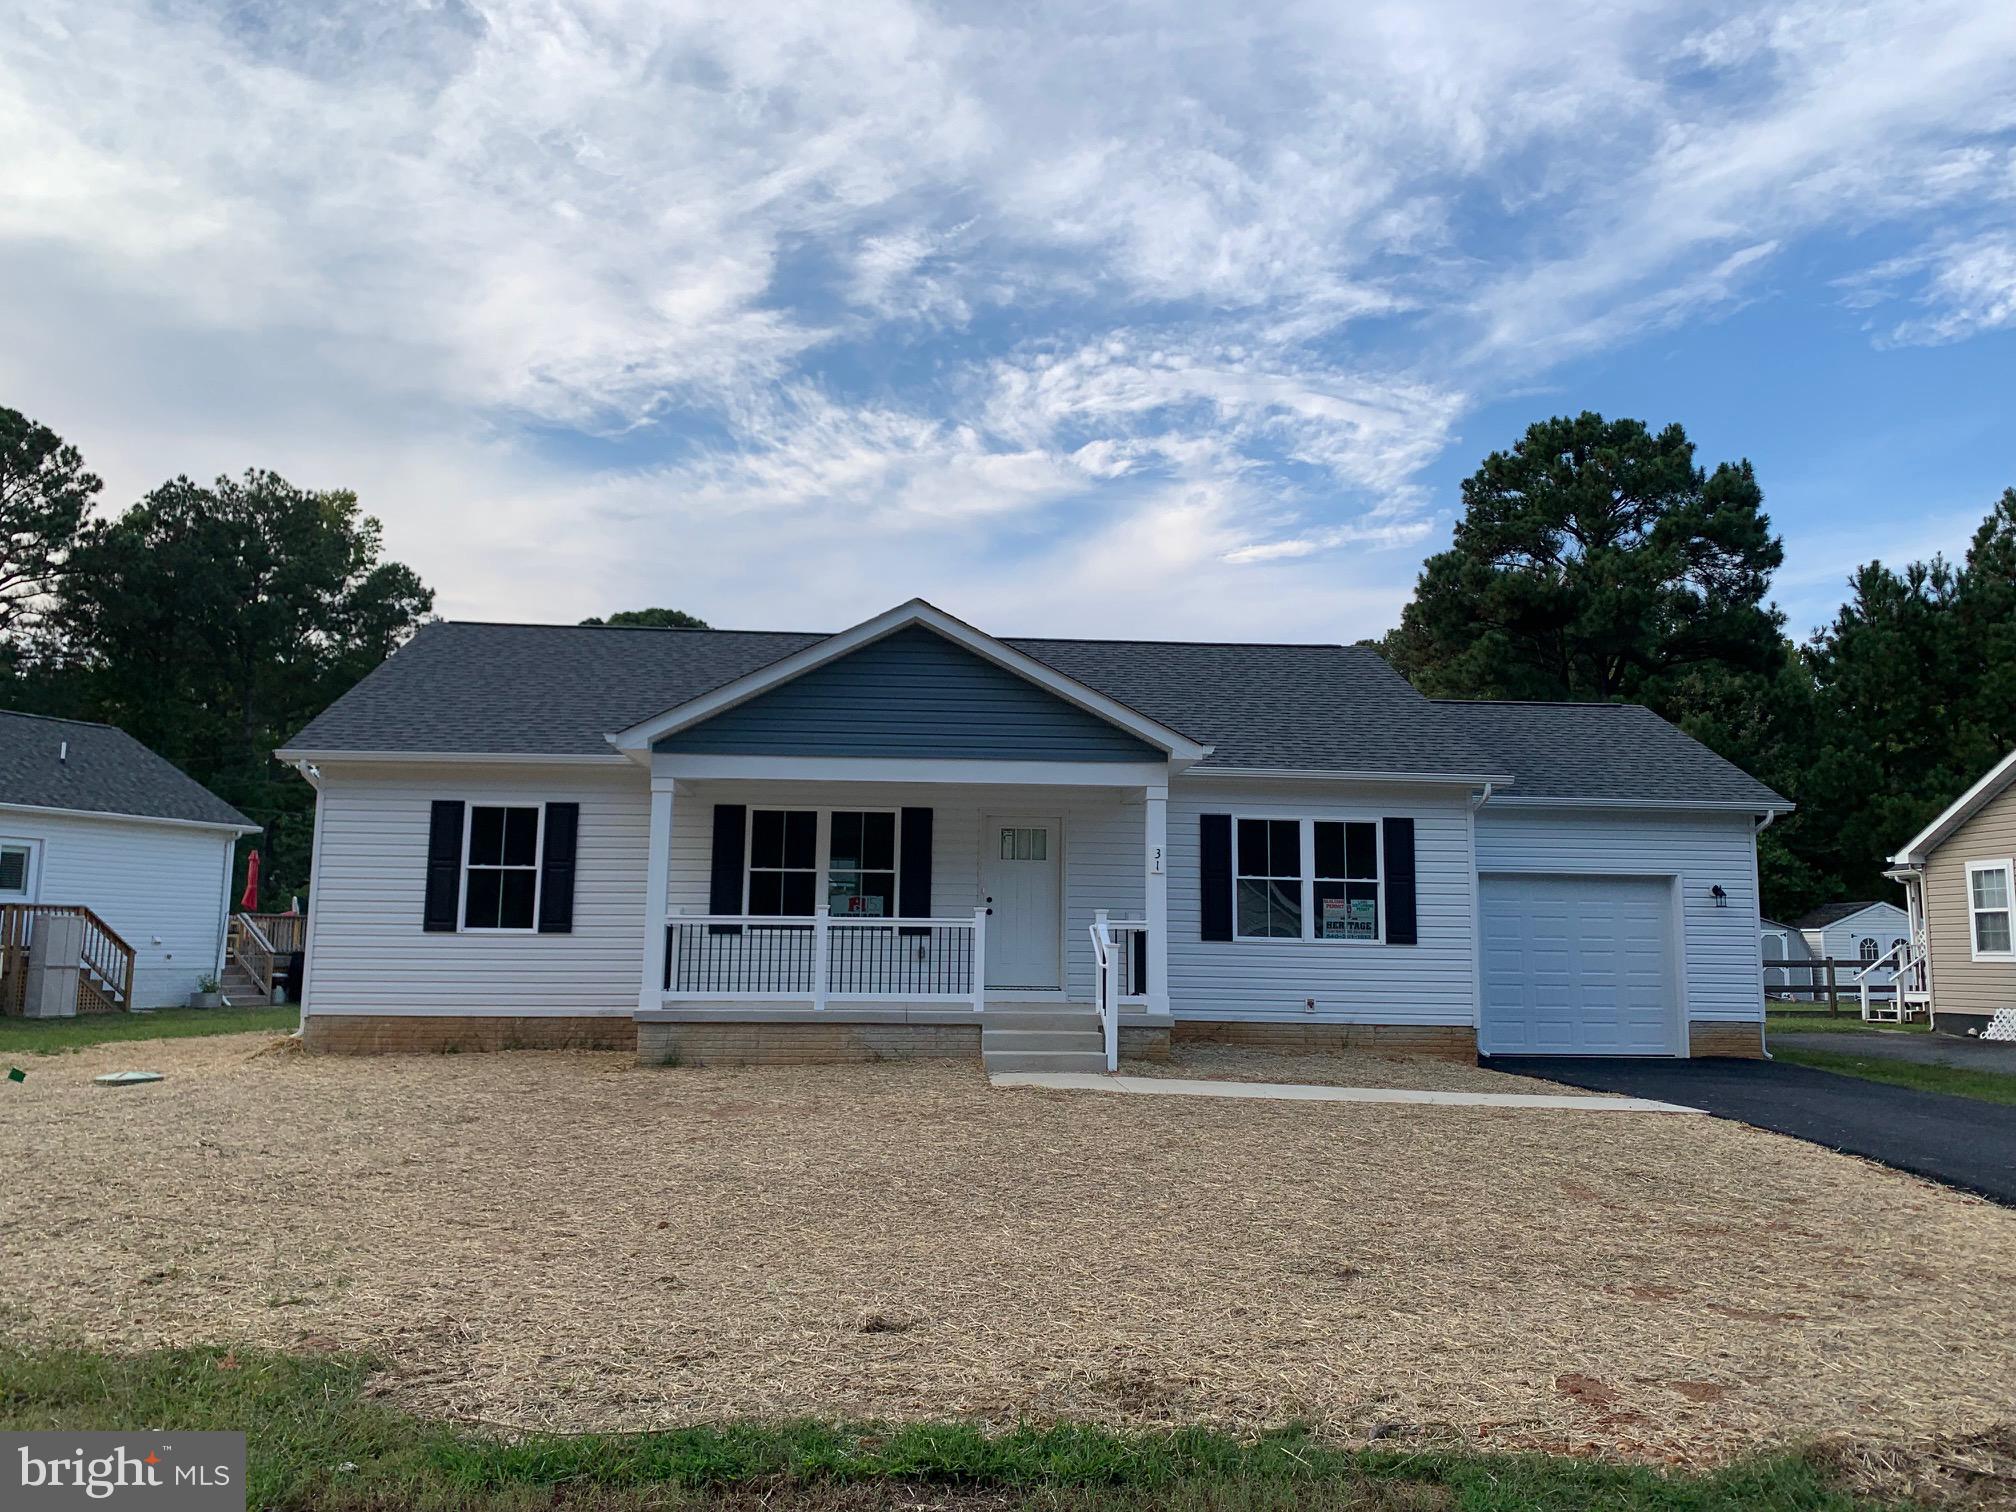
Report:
1167,781,1476,1025
305,764,650,1015
1473,805,1765,1025
5,809,235,1008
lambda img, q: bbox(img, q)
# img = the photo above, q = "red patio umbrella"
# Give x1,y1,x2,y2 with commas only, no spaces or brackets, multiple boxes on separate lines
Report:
240,849,261,912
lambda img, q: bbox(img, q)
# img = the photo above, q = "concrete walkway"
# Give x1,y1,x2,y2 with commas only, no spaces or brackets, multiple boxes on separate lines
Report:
989,1071,1702,1113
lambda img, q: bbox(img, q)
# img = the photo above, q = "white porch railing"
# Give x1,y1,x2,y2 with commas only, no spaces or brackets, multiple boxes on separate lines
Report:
1086,909,1148,1072
663,906,987,1013
1855,935,1929,1023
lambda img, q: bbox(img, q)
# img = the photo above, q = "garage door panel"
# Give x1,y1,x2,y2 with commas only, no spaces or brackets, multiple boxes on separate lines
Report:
1479,875,1679,1056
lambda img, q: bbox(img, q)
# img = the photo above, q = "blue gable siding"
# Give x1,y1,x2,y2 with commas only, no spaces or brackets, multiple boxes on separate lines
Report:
655,626,1162,761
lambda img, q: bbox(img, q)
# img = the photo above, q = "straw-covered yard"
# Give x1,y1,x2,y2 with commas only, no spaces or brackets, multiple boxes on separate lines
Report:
4,1034,2013,1468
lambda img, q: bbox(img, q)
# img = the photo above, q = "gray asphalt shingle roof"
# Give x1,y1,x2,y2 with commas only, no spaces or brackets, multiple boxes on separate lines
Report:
0,710,254,829
1429,700,1790,808
1792,900,1897,930
281,620,1789,806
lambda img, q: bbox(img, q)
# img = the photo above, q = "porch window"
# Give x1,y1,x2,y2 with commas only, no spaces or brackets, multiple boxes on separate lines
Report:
827,811,896,917
1314,820,1381,941
463,805,540,930
1968,860,2014,958
1235,818,1302,939
747,809,817,916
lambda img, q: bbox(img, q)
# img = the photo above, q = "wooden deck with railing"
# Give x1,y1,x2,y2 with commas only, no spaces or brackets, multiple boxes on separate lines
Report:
0,903,137,1014
226,912,307,1003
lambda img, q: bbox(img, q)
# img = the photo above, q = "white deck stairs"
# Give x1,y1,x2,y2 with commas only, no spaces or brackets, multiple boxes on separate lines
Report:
981,1005,1109,1075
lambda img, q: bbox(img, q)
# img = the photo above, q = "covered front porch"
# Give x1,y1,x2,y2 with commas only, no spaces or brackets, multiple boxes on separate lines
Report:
633,761,1173,1065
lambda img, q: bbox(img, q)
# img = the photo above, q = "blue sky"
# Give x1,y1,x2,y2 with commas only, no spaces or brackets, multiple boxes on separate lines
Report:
1,1,2012,643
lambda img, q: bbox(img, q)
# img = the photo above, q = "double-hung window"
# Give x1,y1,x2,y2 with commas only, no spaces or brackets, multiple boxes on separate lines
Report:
1234,817,1384,943
745,809,898,918
1235,819,1303,939
1968,860,2014,959
747,810,817,916
827,811,896,917
1314,821,1381,941
463,806,540,930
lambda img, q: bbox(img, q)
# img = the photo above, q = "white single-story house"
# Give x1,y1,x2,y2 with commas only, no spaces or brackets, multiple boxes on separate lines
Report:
1886,748,2016,1037
1,710,260,1011
276,600,1792,1065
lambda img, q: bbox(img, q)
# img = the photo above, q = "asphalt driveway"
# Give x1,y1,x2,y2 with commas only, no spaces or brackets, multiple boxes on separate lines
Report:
1490,1055,2016,1206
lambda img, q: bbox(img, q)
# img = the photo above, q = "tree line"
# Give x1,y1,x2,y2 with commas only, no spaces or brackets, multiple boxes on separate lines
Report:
5,399,2010,919
1374,411,2016,918
0,406,434,903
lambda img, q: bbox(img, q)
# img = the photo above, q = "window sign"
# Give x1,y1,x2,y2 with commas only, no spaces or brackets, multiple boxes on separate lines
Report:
1322,894,1377,940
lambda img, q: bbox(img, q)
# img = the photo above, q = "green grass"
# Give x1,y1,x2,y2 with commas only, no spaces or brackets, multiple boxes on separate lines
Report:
1766,1017,1930,1036
1770,1045,2016,1105
0,1002,297,1056
0,1345,1911,1511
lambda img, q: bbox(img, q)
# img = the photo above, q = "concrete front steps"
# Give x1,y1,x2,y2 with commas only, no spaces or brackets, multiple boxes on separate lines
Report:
981,1005,1110,1075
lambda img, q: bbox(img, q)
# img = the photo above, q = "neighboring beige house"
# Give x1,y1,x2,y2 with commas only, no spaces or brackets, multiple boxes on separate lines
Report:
1887,748,2016,1038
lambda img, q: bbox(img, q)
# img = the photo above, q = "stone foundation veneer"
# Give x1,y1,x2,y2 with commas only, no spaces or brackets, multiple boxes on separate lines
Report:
638,1021,982,1066
1172,1020,1477,1062
302,1015,637,1055
1688,1021,1767,1058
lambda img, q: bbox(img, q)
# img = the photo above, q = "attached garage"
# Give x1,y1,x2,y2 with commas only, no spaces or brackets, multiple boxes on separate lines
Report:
1478,874,1681,1056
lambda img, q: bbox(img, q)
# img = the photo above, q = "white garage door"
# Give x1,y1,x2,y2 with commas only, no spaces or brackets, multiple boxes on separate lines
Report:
1479,875,1679,1056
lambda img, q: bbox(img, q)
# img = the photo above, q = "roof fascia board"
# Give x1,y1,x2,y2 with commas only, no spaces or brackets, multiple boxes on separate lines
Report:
0,799,261,836
603,599,1211,763
1180,767,1515,787
1485,794,1795,814
1891,748,2016,863
274,749,632,767
654,754,1172,788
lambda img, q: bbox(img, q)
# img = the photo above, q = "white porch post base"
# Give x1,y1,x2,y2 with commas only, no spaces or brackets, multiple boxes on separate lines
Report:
1145,782,1170,1016
639,782,676,1011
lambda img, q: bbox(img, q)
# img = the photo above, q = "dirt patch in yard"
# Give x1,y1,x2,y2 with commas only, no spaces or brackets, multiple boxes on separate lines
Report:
1122,1044,1610,1094
3,1035,2013,1468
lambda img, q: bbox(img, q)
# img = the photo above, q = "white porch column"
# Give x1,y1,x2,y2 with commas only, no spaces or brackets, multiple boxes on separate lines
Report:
639,780,676,1011
1144,782,1170,1016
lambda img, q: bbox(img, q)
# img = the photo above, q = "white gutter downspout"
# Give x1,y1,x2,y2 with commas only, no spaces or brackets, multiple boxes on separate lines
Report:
1467,781,1495,811
290,760,325,1039
1753,809,1778,1058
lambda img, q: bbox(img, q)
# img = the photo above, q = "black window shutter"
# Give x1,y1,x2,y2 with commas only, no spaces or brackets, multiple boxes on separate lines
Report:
536,802,580,934
1199,814,1233,942
898,807,933,936
1130,927,1148,994
423,800,465,932
708,804,746,935
1383,816,1418,945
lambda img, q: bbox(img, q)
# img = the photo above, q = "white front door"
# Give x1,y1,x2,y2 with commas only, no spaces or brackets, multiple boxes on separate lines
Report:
981,817,1062,990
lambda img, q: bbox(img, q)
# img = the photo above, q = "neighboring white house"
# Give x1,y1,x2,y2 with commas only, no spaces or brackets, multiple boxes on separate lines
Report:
275,599,1794,1065
1793,901,1910,984
1,710,259,1010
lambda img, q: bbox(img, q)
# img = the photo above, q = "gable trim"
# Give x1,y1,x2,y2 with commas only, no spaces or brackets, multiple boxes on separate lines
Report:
0,799,261,836
1796,902,1906,934
1892,748,2016,865
605,599,1211,765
